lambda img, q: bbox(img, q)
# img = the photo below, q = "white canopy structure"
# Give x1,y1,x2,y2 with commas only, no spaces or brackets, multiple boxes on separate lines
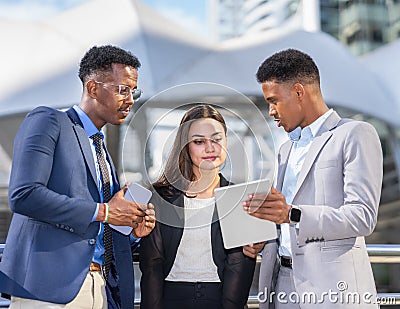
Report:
0,0,213,117
163,28,400,127
0,0,399,123
0,0,399,256
0,0,399,197
0,0,214,162
361,38,400,112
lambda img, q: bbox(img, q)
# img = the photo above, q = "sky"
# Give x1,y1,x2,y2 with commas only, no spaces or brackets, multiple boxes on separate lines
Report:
0,0,208,36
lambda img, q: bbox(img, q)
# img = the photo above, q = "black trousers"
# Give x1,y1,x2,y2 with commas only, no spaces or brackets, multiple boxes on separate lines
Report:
163,281,223,309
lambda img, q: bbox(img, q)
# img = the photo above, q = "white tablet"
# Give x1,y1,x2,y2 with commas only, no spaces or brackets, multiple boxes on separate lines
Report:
214,178,277,249
110,183,152,235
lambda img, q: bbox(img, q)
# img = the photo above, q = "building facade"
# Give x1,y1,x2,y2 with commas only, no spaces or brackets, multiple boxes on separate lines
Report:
210,0,400,55
243,0,300,34
332,0,400,55
209,0,300,40
208,0,247,41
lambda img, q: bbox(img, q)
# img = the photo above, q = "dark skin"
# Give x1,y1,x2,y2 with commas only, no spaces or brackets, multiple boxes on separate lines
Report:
243,80,328,224
243,187,291,224
80,63,138,129
80,63,155,238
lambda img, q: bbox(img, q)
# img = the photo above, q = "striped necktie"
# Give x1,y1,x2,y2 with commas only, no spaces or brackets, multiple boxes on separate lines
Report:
91,133,113,279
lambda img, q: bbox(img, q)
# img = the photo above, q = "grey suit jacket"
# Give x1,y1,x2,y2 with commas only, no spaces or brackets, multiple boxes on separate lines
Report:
259,111,383,309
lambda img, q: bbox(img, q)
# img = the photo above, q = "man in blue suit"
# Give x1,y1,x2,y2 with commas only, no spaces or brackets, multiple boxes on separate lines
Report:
0,45,155,308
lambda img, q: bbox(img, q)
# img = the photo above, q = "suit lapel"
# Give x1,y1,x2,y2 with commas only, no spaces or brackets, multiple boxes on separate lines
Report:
104,147,120,193
292,111,342,200
171,194,185,222
66,108,98,188
276,141,292,191
164,173,232,247
170,174,230,244
169,194,185,242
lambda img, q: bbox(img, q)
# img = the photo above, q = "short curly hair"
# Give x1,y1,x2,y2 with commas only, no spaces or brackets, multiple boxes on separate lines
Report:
256,49,320,86
78,45,141,83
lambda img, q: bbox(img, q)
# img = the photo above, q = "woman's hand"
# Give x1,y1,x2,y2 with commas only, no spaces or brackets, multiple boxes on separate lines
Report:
132,203,156,238
242,241,266,258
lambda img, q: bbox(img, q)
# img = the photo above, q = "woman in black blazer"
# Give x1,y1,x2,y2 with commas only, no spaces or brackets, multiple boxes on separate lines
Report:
139,104,257,309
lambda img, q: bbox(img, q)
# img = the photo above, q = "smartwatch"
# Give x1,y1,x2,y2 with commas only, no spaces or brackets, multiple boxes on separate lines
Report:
289,206,301,224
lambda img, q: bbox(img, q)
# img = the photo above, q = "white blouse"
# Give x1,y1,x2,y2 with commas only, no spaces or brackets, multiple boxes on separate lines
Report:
165,196,220,282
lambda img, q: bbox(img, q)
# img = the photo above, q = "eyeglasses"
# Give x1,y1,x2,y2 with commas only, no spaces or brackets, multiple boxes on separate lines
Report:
93,81,142,101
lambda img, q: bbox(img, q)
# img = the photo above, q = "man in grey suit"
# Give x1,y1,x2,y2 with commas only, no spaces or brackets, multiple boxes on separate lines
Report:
243,49,382,308
0,45,155,308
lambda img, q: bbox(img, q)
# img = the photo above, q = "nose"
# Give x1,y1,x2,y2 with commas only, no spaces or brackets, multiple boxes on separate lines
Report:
205,139,215,152
269,104,276,117
124,94,135,106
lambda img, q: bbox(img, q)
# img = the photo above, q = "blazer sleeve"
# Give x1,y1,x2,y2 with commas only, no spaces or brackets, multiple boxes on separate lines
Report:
139,221,164,309
222,246,256,309
8,107,97,235
296,121,383,244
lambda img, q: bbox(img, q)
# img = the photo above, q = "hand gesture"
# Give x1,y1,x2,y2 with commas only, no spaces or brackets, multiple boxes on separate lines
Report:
243,241,266,259
243,186,291,224
106,185,145,227
132,203,156,238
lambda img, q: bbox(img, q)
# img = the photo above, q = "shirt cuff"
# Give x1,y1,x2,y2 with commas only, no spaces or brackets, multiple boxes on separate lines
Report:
130,234,141,244
91,203,100,222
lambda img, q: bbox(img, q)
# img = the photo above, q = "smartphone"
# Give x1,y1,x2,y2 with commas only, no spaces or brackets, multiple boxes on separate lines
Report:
110,183,152,235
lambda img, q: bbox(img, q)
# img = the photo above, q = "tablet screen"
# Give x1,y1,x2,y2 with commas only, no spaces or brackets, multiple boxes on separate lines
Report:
214,179,277,249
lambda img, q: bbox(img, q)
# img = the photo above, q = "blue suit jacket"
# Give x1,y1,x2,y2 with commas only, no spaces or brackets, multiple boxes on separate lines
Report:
0,106,134,308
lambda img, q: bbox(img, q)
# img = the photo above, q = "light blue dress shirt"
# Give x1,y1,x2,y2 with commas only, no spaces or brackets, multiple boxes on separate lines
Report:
73,105,114,265
279,109,333,258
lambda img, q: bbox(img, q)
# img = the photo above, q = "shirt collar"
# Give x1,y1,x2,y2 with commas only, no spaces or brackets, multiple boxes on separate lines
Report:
287,109,334,142
288,127,301,142
72,105,104,139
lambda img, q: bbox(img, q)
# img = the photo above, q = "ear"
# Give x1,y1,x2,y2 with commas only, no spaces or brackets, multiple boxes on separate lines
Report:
86,80,98,99
294,83,305,99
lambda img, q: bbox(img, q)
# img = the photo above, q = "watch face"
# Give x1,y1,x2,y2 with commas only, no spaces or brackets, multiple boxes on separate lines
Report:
290,208,301,222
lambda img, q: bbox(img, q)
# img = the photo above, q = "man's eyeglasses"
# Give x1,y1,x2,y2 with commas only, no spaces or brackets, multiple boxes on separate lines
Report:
93,81,142,101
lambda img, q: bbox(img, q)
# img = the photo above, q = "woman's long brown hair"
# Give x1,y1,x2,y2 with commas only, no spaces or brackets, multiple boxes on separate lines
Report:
153,104,227,194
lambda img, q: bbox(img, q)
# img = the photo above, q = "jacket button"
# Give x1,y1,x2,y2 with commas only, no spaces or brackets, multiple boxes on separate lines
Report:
88,239,96,245
69,228,74,233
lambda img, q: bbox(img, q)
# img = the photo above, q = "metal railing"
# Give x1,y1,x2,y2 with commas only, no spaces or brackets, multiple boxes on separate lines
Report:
1,244,400,307
246,244,400,307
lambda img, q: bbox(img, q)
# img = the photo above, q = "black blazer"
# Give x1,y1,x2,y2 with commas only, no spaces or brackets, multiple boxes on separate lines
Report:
139,174,256,309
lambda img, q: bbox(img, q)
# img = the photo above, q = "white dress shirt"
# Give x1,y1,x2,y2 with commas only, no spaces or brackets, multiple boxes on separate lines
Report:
279,109,334,258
